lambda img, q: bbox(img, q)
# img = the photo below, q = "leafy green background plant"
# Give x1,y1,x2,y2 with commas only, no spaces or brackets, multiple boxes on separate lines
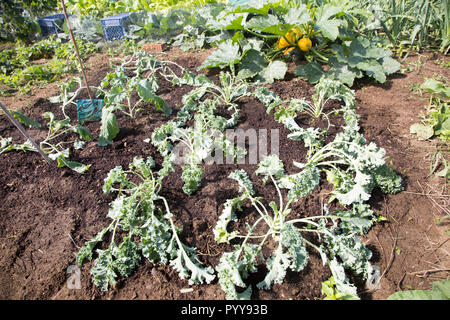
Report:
387,279,450,300
0,35,97,95
0,0,58,41
410,78,449,181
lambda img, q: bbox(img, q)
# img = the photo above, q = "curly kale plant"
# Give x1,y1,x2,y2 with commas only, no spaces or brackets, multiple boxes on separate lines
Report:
216,78,403,300
76,155,215,291
214,157,378,300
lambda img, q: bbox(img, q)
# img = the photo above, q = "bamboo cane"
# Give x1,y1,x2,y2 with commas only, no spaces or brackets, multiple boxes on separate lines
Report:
60,0,93,100
0,102,51,164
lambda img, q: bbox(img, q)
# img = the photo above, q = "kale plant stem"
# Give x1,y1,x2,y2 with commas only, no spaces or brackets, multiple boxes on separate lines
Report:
270,174,284,214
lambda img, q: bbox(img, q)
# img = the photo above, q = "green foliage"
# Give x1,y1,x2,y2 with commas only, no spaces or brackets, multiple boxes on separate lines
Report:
199,39,242,70
409,78,449,182
216,243,260,300
373,164,404,194
0,36,97,94
410,78,450,142
65,0,139,18
0,136,35,154
387,279,450,300
213,77,405,300
255,77,403,206
361,0,450,52
100,51,173,119
51,51,196,148
215,156,381,299
65,0,222,18
181,164,203,195
0,0,57,41
97,107,119,147
1,110,92,173
191,1,400,86
151,100,246,195
428,151,450,181
0,0,416,299
149,69,248,195
12,110,42,128
295,37,401,86
321,276,360,300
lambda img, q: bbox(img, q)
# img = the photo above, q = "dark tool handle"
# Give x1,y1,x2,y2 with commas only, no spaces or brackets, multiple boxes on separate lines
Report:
0,102,52,164
60,0,93,100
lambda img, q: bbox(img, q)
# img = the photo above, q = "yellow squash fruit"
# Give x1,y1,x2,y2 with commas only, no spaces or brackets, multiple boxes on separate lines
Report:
298,37,312,52
283,46,295,55
277,36,291,49
277,27,303,49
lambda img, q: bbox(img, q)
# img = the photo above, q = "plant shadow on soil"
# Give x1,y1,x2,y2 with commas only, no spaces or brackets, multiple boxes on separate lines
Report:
0,47,448,300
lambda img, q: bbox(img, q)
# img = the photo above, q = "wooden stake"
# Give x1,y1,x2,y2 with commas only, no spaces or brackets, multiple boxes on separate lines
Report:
60,0,93,100
0,102,51,164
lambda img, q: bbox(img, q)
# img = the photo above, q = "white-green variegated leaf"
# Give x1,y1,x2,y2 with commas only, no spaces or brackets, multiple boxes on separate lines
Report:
216,244,260,300
107,196,126,220
257,244,290,290
255,154,284,183
336,203,375,235
129,156,155,178
278,165,320,201
181,164,203,195
287,127,323,152
253,87,281,107
111,238,141,277
281,224,309,272
76,226,111,266
73,140,85,150
328,258,358,297
90,249,117,292
214,197,244,243
335,179,372,205
325,233,373,279
170,246,216,285
229,169,254,195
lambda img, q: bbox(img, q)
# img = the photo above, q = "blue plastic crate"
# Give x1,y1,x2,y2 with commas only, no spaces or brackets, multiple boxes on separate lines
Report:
100,13,130,41
38,14,70,37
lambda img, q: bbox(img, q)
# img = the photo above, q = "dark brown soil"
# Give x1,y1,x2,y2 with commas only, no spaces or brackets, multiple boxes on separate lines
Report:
0,47,448,300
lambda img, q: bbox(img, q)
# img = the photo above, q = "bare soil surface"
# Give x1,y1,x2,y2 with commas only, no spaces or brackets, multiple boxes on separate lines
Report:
0,47,448,300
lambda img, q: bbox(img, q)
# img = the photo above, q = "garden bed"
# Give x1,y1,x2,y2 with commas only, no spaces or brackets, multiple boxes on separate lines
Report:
0,47,448,300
